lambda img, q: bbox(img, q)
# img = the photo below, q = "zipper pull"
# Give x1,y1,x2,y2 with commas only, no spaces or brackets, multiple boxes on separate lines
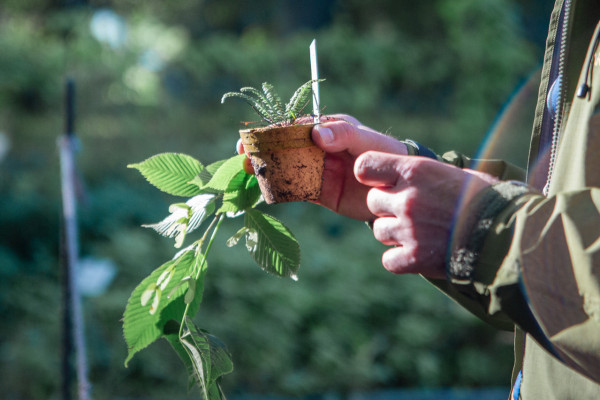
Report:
577,27,600,99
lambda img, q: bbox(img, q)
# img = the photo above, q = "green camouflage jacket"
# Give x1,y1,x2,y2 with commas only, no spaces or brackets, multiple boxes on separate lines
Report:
427,0,600,398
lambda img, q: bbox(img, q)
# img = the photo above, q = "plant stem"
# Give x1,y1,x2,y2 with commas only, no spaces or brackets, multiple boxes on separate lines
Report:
178,213,226,338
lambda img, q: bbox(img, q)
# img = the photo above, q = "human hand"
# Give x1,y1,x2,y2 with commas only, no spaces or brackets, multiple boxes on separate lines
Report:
237,114,409,221
354,151,498,279
310,115,408,220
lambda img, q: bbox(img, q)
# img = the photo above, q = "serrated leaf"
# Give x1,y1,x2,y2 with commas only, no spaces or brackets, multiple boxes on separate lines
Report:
244,228,258,252
243,209,300,279
184,278,197,305
144,194,217,244
206,159,227,175
123,249,208,366
129,153,205,196
157,265,176,291
187,195,217,232
164,333,198,391
226,227,249,247
204,155,247,192
218,174,261,215
189,159,228,190
149,289,162,315
180,317,233,400
168,276,193,299
140,283,157,306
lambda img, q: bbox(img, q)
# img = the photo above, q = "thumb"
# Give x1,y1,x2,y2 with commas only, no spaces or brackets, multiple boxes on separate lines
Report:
312,121,407,156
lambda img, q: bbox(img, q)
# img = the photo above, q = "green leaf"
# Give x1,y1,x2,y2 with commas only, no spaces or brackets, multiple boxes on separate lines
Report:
218,174,261,215
206,160,227,175
285,79,324,120
204,155,247,193
184,277,197,304
140,283,157,306
243,209,300,279
144,194,217,246
180,317,233,400
226,227,249,247
221,91,274,124
262,82,284,118
167,276,193,299
189,160,227,190
240,86,279,120
157,264,176,291
164,332,198,391
123,249,208,366
129,153,204,197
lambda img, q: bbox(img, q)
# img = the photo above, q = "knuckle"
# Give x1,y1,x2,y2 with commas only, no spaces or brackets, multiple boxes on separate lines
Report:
354,152,375,177
372,219,392,242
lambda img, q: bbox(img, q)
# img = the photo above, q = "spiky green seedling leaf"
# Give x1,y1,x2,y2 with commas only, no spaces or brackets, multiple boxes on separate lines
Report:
285,79,324,122
221,79,324,126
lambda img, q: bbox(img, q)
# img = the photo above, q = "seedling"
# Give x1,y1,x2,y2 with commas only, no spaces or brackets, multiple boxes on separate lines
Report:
221,79,324,127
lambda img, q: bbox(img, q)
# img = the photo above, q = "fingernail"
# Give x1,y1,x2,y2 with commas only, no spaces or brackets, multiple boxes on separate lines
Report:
316,126,334,144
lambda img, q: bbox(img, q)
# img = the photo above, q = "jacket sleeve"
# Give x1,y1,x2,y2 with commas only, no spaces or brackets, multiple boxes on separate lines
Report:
443,181,600,384
440,150,527,182
402,140,528,182
430,8,600,385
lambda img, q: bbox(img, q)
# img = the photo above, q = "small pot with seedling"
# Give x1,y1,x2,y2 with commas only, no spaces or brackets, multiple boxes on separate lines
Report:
222,79,325,204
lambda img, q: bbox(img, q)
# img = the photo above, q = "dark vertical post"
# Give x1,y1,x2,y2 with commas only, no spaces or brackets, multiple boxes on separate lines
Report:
66,79,75,137
59,78,92,400
60,79,75,400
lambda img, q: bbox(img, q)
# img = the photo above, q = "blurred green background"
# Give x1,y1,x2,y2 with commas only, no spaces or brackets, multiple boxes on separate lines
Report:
0,0,552,399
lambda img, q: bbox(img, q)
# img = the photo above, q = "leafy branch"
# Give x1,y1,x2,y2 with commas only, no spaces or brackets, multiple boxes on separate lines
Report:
123,153,300,399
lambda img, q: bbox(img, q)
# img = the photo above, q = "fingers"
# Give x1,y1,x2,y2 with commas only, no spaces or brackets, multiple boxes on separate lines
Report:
372,216,411,245
381,246,418,274
312,120,407,157
370,217,421,274
236,138,255,175
373,218,446,279
366,188,410,218
354,151,409,188
236,138,245,155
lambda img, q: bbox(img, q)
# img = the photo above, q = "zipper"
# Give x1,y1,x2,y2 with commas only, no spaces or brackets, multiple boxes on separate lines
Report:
543,0,572,196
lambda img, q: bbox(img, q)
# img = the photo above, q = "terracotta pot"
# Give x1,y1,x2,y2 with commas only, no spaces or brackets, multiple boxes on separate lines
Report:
239,123,325,204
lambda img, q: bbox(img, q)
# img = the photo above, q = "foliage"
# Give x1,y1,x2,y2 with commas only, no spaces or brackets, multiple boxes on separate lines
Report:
221,80,324,126
124,152,300,397
0,0,547,398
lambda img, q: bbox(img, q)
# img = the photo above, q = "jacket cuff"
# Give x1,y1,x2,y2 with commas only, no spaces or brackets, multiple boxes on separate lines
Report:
447,180,532,284
402,139,441,160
